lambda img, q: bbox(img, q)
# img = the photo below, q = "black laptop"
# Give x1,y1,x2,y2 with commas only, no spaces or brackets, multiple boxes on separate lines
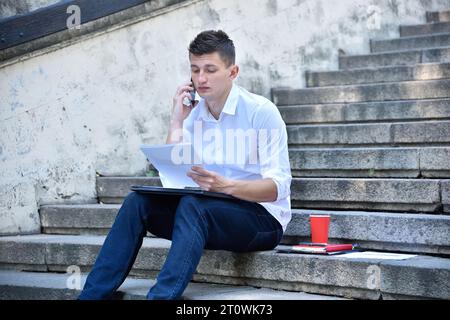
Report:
130,185,236,200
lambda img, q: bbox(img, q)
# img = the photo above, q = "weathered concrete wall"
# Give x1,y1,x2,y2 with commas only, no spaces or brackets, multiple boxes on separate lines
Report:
0,0,61,19
1,0,449,235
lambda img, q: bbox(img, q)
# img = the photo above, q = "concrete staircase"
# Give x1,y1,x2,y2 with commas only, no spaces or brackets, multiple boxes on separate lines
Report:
2,9,450,300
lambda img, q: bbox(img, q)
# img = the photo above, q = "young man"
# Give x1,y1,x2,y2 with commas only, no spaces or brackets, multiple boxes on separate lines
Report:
78,30,291,300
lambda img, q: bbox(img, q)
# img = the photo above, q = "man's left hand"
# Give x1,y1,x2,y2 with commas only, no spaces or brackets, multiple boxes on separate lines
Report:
187,166,233,194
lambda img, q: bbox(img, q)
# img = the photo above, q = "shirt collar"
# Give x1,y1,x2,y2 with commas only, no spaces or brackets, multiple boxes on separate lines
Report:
197,83,239,121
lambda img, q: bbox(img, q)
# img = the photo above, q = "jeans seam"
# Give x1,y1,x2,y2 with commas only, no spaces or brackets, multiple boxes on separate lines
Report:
111,207,148,295
245,230,277,251
169,212,206,299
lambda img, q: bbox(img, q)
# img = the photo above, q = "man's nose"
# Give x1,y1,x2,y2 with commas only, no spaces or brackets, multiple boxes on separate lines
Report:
198,71,207,83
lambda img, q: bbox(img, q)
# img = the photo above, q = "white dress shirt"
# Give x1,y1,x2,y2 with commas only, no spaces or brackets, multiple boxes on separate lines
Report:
182,83,292,232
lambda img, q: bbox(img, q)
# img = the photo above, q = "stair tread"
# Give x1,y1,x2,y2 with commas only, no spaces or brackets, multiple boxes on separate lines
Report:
93,176,450,220
401,21,450,28
309,61,450,73
40,202,450,215
1,233,449,264
39,204,450,253
275,77,450,93
371,33,450,53
96,176,449,182
341,45,450,59
0,270,343,300
338,46,450,70
278,98,450,125
306,61,450,87
400,23,450,37
426,11,450,23
273,78,450,106
286,119,450,127
373,32,450,41
1,233,450,300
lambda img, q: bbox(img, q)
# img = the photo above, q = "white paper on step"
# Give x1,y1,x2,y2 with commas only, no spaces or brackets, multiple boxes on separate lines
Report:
337,251,417,260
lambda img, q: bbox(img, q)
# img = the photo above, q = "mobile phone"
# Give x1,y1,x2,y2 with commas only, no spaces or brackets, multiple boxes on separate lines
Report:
183,78,197,106
189,78,196,105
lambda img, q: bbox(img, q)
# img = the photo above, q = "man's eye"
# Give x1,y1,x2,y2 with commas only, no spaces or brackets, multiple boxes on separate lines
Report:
191,69,200,73
207,69,217,73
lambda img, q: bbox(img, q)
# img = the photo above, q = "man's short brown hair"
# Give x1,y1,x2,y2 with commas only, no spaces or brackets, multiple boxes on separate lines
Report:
188,30,235,67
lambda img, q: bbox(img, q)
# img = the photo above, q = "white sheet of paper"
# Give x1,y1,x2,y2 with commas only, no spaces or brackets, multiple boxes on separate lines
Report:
140,143,198,188
337,251,417,260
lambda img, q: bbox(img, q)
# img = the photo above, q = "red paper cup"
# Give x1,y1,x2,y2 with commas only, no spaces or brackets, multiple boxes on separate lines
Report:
310,215,330,244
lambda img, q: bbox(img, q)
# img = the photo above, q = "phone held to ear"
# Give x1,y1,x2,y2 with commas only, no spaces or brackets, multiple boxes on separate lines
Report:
183,78,197,107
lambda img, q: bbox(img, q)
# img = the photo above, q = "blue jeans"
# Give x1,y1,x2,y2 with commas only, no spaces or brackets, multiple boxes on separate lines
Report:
78,192,283,300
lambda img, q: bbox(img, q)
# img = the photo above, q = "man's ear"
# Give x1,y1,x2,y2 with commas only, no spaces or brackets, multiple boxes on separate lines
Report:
229,65,239,80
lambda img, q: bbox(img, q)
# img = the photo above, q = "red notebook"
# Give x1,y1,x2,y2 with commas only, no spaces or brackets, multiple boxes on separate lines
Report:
278,243,358,255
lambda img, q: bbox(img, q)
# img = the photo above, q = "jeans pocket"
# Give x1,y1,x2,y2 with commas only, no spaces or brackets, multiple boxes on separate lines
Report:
245,230,281,252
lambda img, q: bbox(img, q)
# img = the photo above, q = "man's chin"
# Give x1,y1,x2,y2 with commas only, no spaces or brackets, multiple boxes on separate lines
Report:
198,92,212,99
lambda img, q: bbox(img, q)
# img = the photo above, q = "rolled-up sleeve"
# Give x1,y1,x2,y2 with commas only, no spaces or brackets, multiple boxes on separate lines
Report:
255,102,292,201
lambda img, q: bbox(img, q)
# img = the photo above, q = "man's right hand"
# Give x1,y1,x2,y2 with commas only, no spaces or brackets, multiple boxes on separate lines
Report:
170,81,198,124
166,81,198,144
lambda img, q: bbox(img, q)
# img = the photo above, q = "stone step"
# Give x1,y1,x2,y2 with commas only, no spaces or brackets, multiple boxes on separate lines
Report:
444,181,450,212
0,234,448,299
370,33,450,53
427,11,450,23
278,99,450,125
286,120,450,147
38,204,450,256
400,21,450,37
40,204,120,235
287,209,450,256
289,147,450,178
305,62,450,87
124,147,450,178
272,79,450,106
149,145,450,178
338,47,450,69
290,178,447,212
96,177,450,213
48,148,450,185
97,176,162,204
0,270,340,300
143,146,450,178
